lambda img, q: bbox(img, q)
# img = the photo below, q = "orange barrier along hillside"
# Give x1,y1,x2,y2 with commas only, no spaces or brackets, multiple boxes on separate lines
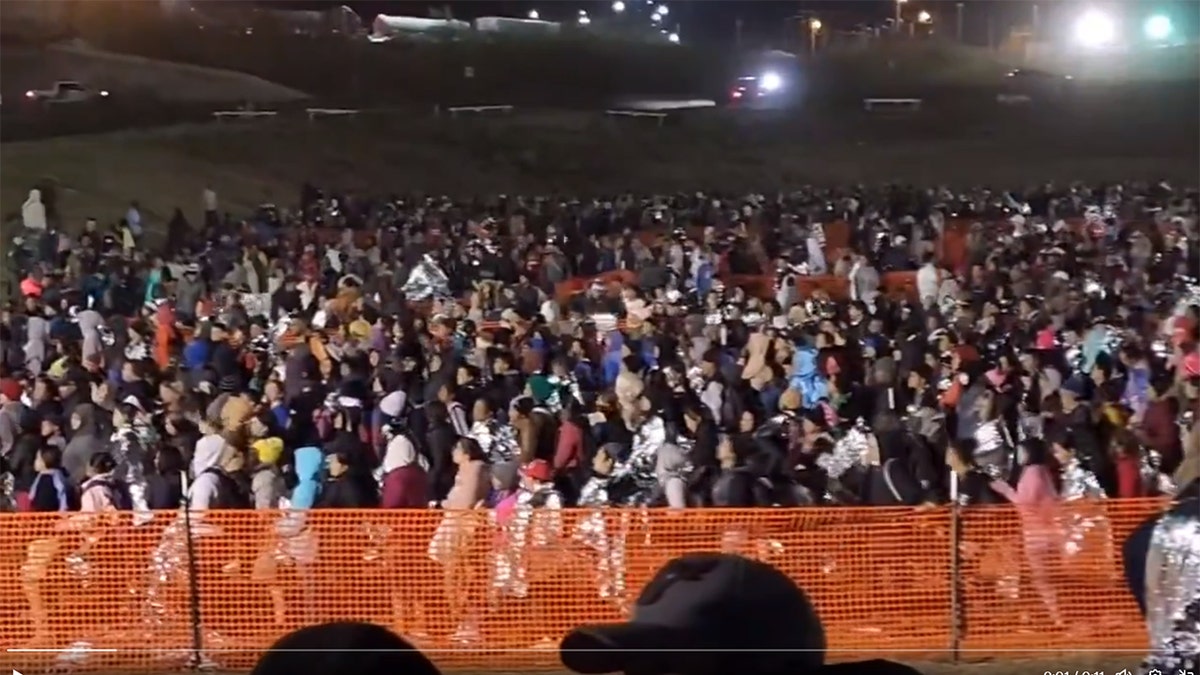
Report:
0,500,1162,673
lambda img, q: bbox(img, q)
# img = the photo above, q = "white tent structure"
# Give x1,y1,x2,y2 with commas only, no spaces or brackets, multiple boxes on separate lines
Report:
370,14,471,42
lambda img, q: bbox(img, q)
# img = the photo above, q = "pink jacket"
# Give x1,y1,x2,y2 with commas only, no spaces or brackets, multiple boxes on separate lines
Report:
443,460,489,510
79,474,119,512
992,465,1060,544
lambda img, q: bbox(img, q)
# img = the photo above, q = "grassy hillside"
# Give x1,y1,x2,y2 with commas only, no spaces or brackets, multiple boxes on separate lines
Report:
3,103,1196,250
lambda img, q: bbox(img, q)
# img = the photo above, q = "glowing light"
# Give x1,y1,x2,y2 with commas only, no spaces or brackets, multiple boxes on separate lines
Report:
527,9,539,19
612,1,625,12
917,10,932,24
656,4,668,16
760,71,783,92
810,18,822,31
578,14,591,25
1073,9,1117,48
651,11,662,23
1144,14,1172,41
667,32,679,43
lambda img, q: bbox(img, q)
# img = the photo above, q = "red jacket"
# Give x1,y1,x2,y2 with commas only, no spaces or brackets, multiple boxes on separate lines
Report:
1114,455,1145,499
554,421,584,474
380,465,429,508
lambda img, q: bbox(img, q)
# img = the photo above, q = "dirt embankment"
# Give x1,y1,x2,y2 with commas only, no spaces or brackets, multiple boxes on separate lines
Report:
0,42,309,103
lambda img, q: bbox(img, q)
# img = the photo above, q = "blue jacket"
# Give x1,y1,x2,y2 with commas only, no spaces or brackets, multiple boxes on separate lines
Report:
290,447,324,509
182,339,211,372
788,345,829,409
602,331,625,387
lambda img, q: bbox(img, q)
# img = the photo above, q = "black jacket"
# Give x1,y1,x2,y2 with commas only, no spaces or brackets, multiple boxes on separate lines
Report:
318,471,380,509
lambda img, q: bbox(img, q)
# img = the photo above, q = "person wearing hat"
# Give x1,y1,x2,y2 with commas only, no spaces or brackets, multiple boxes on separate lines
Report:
560,552,921,675
251,621,441,675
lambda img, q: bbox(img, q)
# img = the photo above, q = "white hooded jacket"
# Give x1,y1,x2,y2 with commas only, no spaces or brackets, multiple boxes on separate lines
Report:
22,189,46,231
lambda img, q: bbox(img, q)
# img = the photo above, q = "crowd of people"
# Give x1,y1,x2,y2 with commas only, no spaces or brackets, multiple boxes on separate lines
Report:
4,182,1197,519
2,180,1199,672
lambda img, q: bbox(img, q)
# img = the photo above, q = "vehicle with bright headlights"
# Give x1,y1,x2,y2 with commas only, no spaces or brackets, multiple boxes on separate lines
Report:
24,80,111,106
728,71,784,104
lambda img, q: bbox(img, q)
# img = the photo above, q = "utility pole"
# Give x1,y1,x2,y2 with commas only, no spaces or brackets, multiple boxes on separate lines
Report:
735,17,742,48
956,3,964,43
1031,4,1039,38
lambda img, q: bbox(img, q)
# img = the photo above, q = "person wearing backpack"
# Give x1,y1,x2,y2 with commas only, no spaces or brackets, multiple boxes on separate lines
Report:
80,451,132,512
189,444,252,510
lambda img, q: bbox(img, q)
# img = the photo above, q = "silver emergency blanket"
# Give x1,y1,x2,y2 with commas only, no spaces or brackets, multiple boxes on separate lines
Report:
574,476,635,608
817,419,870,481
1140,448,1177,496
401,254,452,301
124,341,150,362
0,469,13,511
686,365,706,395
271,315,293,342
542,374,583,414
109,424,155,523
240,292,271,318
469,419,519,465
610,416,666,505
492,485,563,599
589,313,619,333
1140,508,1200,674
1017,412,1044,444
973,419,1013,480
1059,457,1112,559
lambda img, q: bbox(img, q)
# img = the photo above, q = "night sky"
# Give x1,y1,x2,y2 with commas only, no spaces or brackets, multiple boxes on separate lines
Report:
273,1,1200,47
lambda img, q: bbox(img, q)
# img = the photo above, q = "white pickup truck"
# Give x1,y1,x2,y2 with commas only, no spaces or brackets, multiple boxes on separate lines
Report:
24,80,110,104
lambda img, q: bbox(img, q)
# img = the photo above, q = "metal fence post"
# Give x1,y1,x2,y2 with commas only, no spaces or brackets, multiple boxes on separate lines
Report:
949,473,963,663
181,475,206,669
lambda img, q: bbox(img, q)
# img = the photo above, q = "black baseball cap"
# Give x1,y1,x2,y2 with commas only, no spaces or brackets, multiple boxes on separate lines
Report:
250,621,441,675
559,552,825,675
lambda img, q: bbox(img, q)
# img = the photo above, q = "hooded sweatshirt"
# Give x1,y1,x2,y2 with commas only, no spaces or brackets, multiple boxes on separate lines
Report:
191,434,225,478
23,316,49,377
22,189,46,231
290,446,323,510
63,403,101,484
380,434,429,508
76,309,105,364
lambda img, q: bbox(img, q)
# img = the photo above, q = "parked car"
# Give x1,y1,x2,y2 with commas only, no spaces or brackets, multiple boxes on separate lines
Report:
1004,68,1074,99
24,80,110,105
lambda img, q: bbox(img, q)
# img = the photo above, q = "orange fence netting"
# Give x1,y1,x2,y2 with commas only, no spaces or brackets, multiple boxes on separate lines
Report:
0,499,1162,672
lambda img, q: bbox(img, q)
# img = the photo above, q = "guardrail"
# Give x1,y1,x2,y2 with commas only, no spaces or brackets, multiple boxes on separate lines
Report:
212,110,279,121
0,499,1160,672
433,104,515,118
604,108,668,127
862,98,923,112
305,107,360,122
996,94,1034,105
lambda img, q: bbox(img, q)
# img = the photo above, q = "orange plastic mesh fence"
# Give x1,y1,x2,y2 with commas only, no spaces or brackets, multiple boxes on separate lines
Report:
0,499,1164,673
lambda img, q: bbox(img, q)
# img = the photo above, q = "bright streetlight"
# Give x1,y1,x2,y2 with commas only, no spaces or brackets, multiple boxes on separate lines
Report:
667,32,679,43
1073,9,1116,48
612,0,625,13
656,4,669,16
527,9,539,19
809,19,822,55
1144,14,1172,41
917,10,932,24
651,11,662,23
